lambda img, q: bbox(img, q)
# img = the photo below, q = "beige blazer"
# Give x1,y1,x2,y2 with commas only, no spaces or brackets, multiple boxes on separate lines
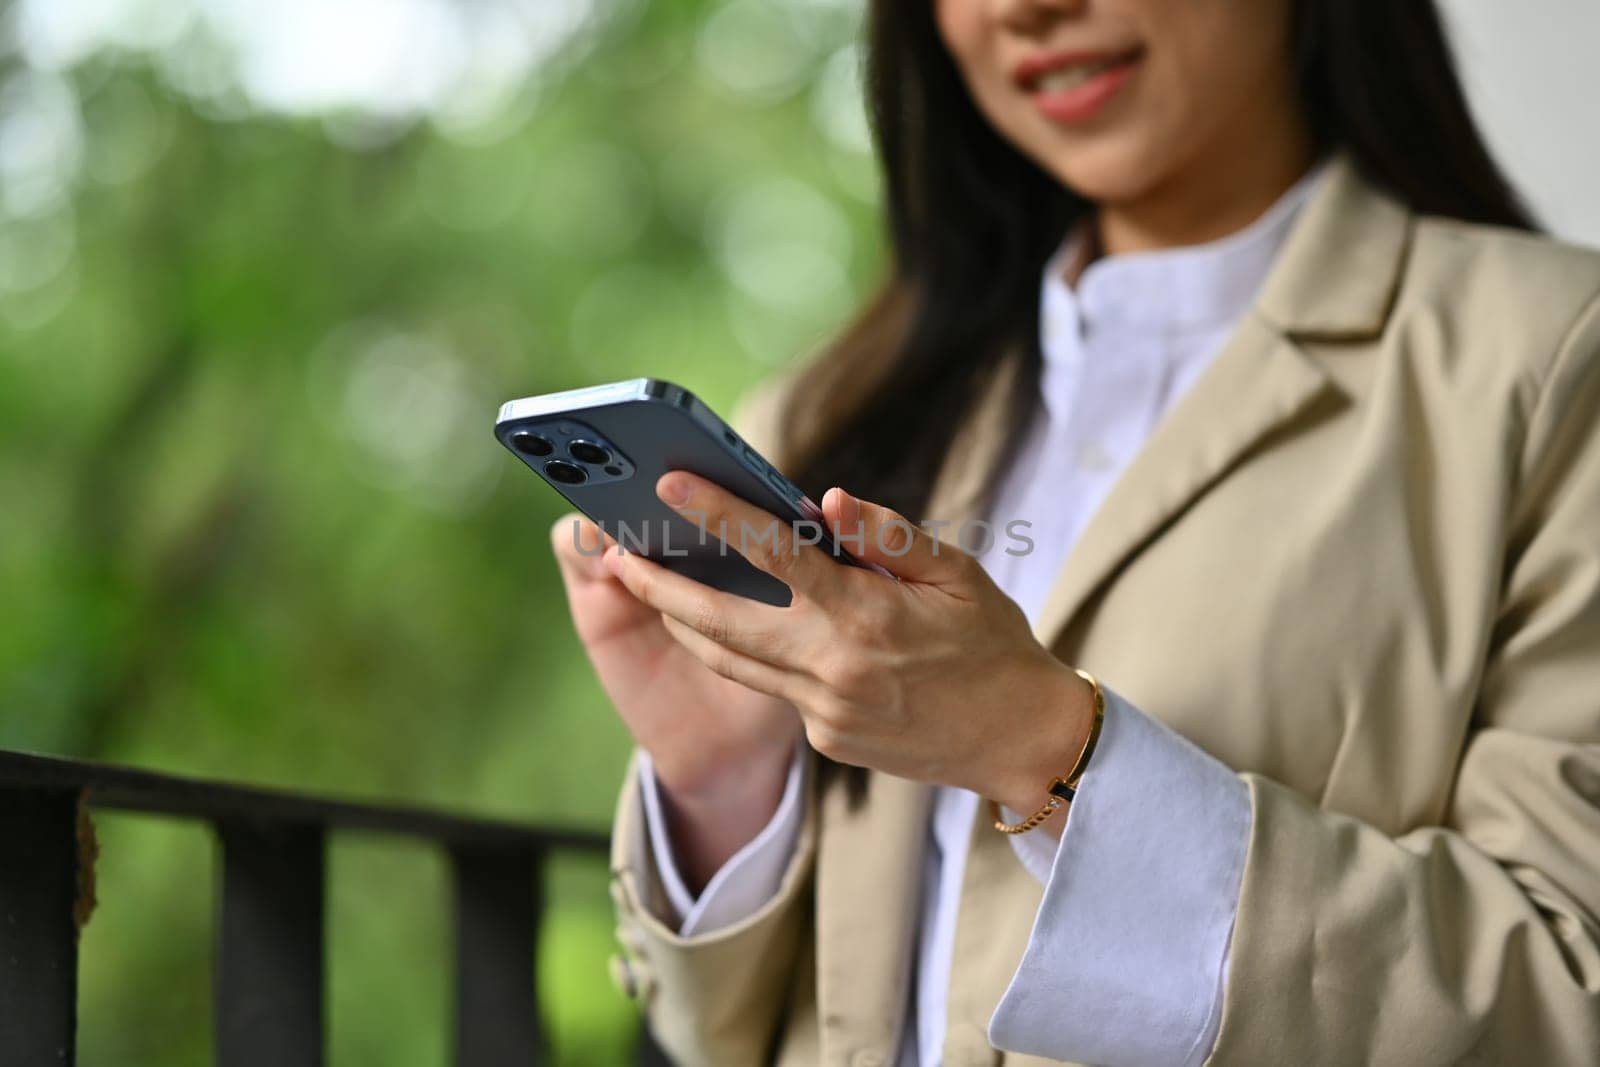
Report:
605,154,1600,1066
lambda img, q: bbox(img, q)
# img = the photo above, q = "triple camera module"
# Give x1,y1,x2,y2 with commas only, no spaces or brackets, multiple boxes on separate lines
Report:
508,424,630,487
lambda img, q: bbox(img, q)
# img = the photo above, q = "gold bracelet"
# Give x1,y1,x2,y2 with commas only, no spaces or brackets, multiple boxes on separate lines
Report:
990,667,1106,835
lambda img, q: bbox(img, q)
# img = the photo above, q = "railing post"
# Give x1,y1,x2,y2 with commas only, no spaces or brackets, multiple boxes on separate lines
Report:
214,822,326,1067
0,789,81,1065
451,846,545,1067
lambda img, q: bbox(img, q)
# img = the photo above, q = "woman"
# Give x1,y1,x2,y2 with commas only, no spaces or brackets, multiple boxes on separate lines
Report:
555,0,1600,1063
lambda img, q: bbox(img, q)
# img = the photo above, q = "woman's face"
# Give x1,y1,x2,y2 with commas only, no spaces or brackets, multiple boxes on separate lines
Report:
934,0,1301,205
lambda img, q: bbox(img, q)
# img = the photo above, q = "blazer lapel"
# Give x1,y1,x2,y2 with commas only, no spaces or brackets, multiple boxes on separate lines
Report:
1030,153,1412,653
812,355,1025,1062
1028,318,1341,651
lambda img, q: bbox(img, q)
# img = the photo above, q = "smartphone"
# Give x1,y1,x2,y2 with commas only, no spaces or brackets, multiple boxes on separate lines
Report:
496,378,854,607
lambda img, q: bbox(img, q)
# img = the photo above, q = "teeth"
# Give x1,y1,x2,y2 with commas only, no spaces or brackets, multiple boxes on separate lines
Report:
1036,60,1119,94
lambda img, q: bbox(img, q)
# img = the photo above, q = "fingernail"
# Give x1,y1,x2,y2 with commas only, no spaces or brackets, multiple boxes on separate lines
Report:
659,475,690,508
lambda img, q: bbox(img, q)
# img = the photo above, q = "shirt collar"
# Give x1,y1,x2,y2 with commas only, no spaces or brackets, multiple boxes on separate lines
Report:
1039,158,1333,356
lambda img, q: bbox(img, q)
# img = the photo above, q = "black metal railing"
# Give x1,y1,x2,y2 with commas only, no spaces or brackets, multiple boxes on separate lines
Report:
0,747,653,1066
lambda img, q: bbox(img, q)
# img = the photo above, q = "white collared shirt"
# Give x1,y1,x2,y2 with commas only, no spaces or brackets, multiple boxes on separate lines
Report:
635,161,1329,1065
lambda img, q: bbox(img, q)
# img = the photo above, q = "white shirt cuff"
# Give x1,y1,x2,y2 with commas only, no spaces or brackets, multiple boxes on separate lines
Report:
989,684,1251,1067
635,740,808,937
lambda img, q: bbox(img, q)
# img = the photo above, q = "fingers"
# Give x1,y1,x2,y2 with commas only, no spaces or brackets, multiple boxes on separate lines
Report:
656,471,846,602
658,614,806,704
821,487,963,584
604,545,807,667
551,513,615,582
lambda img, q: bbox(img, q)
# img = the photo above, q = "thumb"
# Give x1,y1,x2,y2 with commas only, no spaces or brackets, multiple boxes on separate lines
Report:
551,512,616,582
821,487,961,584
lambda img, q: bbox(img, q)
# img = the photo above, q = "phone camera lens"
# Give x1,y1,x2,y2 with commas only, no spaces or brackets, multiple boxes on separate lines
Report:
544,459,588,485
510,432,553,457
569,440,611,465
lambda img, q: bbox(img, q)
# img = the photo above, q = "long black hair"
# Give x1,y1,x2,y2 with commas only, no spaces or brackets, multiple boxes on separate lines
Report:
779,0,1534,518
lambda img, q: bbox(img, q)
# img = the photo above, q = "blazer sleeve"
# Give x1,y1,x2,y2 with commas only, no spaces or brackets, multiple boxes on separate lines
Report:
609,747,819,1066
1211,289,1600,1063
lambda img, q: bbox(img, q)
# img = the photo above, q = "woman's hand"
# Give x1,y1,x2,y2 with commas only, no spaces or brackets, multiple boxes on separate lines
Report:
552,513,801,887
602,472,1097,822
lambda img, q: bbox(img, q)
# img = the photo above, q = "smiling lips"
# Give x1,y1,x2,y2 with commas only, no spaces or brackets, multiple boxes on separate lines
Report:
1015,47,1145,125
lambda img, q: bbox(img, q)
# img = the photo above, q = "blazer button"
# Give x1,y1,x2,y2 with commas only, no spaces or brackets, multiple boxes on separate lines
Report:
608,953,639,999
614,921,649,958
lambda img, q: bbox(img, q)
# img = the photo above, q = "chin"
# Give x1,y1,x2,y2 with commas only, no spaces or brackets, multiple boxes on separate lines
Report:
998,115,1164,206
1033,134,1171,207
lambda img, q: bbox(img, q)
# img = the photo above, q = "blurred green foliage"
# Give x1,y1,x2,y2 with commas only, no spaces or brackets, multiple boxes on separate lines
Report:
0,1,882,1063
